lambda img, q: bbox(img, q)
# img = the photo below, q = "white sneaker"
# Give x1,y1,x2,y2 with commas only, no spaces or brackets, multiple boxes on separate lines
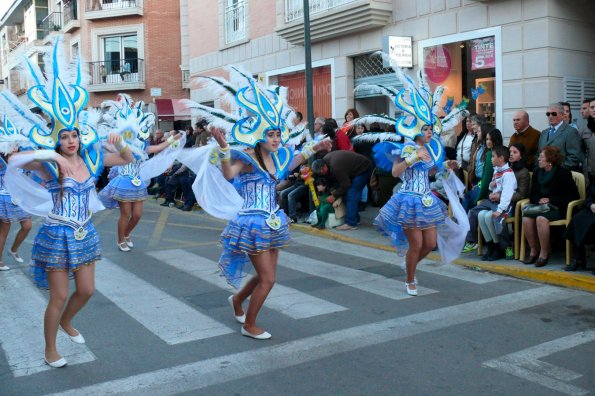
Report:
8,250,24,263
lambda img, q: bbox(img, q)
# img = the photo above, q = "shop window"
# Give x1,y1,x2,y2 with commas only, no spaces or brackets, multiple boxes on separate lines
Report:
423,36,496,125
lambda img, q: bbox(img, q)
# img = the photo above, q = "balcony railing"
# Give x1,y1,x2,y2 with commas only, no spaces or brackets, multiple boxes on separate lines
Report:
40,12,62,37
285,0,357,22
85,0,143,12
63,1,78,25
225,1,246,45
88,58,144,86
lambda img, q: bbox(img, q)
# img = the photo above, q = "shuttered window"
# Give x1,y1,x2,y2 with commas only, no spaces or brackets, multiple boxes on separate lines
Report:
564,77,595,110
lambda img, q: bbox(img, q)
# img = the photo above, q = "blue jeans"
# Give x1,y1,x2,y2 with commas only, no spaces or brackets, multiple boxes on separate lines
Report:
280,184,308,219
344,168,372,226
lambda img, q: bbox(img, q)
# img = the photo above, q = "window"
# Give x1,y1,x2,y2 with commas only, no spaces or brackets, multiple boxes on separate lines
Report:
102,34,138,74
224,0,246,45
71,42,79,60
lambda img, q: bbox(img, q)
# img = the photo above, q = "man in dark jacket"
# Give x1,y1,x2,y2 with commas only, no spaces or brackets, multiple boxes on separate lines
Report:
311,151,372,230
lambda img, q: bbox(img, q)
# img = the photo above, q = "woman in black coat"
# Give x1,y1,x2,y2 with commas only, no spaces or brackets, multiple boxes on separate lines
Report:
522,146,579,267
564,183,595,272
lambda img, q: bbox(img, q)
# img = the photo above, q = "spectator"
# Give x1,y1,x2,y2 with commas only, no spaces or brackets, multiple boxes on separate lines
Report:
509,110,541,169
184,126,195,148
564,183,595,273
311,177,340,229
313,117,326,140
462,119,487,210
577,98,591,136
477,145,517,261
462,128,503,252
537,102,583,172
279,166,308,223
193,121,211,147
455,116,475,172
150,129,165,146
509,143,531,204
311,151,372,230
343,108,359,126
561,101,578,129
160,162,195,210
521,146,579,267
581,98,595,184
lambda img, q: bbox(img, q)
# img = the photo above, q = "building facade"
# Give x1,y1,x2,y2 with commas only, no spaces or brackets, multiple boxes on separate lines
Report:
186,0,595,138
0,0,189,130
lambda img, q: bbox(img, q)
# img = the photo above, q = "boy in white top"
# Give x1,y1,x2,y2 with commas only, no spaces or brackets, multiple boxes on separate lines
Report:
478,145,517,261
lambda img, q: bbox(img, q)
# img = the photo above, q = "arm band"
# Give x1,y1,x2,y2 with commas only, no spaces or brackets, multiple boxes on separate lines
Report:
301,145,315,160
114,140,129,153
33,150,59,161
405,153,420,167
218,146,231,162
167,135,176,144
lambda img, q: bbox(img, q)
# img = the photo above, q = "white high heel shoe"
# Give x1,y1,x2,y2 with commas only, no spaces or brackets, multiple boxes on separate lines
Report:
45,357,68,368
405,282,418,296
60,326,85,344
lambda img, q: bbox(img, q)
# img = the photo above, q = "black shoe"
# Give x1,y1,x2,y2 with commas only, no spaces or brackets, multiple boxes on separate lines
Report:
481,242,494,261
565,260,586,272
535,257,548,268
522,255,538,265
488,248,504,261
179,205,192,212
160,201,173,207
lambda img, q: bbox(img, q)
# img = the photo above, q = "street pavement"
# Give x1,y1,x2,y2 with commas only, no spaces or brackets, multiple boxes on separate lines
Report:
0,200,593,396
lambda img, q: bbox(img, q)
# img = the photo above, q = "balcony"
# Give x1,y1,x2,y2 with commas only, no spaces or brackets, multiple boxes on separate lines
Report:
182,69,190,89
87,58,145,92
84,0,143,20
62,1,80,33
40,12,62,41
276,0,392,45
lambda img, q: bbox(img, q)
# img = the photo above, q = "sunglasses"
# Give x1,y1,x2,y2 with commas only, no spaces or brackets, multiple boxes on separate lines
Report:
546,112,558,117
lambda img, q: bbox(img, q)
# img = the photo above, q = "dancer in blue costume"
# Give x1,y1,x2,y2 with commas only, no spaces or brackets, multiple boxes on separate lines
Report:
180,66,331,339
352,55,469,296
0,116,32,271
1,37,134,368
98,94,184,252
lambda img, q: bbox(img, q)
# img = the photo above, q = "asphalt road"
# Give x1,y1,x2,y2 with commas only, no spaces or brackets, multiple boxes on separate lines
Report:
1,200,593,396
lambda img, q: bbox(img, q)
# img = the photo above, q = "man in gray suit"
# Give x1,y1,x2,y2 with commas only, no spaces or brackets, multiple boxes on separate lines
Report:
537,102,584,171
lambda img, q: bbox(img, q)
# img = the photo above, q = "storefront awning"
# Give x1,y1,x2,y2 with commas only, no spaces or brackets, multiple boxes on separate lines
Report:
155,99,192,121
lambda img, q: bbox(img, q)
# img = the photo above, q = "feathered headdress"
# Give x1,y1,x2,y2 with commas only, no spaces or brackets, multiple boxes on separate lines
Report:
183,66,293,148
23,36,98,150
0,116,33,155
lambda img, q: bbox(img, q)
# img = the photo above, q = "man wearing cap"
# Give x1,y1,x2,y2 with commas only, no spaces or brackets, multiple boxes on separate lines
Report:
311,151,372,230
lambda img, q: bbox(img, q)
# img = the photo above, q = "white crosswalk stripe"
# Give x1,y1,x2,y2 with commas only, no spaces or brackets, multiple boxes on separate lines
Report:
291,234,502,284
96,258,234,344
147,249,348,319
280,251,438,299
0,271,96,377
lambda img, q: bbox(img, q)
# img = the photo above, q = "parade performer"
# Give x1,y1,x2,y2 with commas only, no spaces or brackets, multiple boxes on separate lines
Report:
179,66,331,339
98,94,184,251
0,116,33,271
353,55,469,296
0,37,134,368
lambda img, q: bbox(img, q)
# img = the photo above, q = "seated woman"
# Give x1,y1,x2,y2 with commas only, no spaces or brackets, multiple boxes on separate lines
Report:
522,146,579,267
564,183,595,273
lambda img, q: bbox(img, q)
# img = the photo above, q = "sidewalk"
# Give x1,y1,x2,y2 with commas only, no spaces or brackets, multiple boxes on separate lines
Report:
291,207,595,293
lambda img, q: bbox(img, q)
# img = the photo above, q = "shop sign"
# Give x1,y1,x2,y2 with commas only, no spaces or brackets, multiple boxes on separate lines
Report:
471,36,495,70
424,45,451,84
385,36,413,68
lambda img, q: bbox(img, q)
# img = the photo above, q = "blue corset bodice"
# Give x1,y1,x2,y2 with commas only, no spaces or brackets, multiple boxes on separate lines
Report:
46,177,95,222
117,160,141,179
238,172,279,214
399,161,433,195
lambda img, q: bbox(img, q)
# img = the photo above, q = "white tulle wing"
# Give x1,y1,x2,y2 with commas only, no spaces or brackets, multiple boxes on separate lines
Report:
177,145,243,220
5,154,53,217
139,134,187,182
436,170,469,264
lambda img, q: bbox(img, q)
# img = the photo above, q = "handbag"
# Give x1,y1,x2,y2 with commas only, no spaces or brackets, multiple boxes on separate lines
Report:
522,203,556,216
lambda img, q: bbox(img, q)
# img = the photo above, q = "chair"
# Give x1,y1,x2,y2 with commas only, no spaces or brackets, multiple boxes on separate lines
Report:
519,171,586,265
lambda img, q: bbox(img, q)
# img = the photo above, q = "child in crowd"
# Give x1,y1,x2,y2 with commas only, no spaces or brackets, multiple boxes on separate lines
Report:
312,177,338,229
477,145,517,261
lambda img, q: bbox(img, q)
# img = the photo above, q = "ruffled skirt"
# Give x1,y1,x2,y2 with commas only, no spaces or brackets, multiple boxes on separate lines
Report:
31,223,101,288
219,211,290,288
375,191,447,255
0,194,30,223
98,175,147,209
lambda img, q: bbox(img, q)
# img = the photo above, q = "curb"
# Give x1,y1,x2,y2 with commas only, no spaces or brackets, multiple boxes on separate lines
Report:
291,223,595,293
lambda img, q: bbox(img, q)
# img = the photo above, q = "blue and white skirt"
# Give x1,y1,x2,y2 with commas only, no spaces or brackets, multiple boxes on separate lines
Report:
98,175,148,209
0,194,31,223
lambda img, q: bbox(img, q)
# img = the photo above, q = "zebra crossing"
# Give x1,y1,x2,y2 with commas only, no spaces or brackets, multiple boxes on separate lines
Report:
0,240,589,394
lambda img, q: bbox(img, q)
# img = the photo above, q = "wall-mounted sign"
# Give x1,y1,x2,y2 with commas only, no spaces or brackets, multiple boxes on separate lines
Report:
471,36,495,70
150,87,162,97
383,36,413,68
